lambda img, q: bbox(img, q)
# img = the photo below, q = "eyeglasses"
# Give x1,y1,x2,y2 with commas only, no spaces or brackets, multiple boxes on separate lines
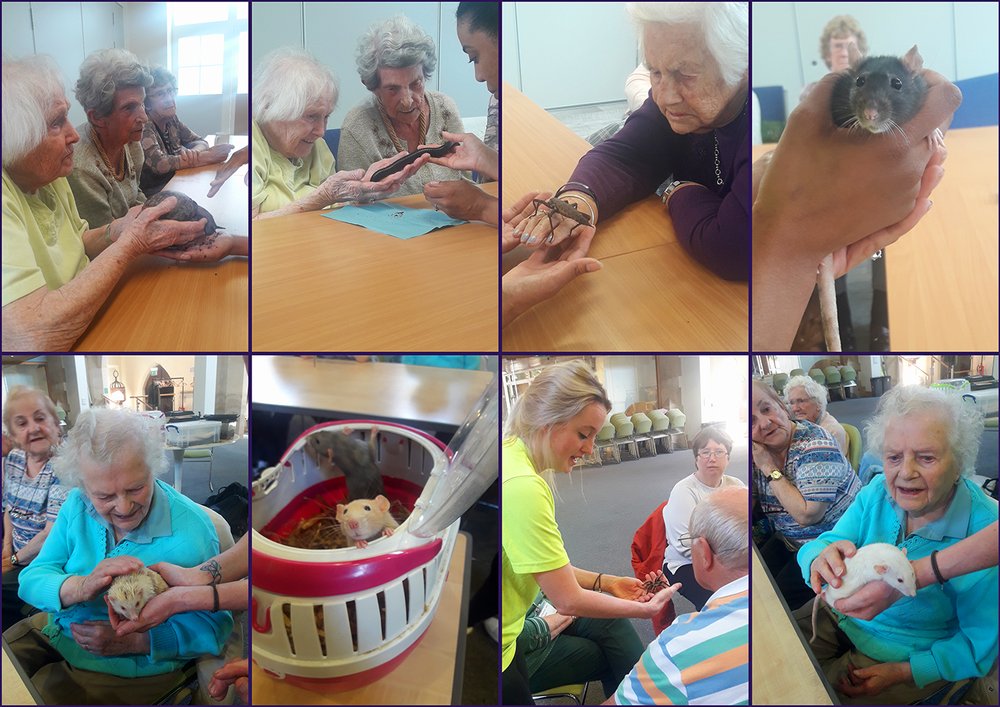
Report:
677,533,696,549
697,450,728,460
787,398,812,406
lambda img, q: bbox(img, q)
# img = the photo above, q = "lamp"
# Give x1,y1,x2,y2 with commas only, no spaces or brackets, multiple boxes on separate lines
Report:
109,371,126,405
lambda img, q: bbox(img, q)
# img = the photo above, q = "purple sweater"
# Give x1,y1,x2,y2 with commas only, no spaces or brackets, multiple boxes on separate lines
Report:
570,94,750,281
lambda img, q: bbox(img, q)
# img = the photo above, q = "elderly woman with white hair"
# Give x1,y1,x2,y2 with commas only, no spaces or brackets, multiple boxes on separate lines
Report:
2,55,213,351
509,2,749,281
785,374,848,454
338,15,465,196
796,385,997,704
65,49,154,226
5,408,233,704
251,48,425,219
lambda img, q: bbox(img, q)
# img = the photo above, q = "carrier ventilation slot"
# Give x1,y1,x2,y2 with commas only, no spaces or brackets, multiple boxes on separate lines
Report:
313,604,326,656
346,600,359,652
401,577,411,622
281,604,296,655
376,591,387,640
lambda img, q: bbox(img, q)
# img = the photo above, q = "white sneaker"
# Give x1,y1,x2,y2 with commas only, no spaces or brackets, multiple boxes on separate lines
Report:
483,616,499,643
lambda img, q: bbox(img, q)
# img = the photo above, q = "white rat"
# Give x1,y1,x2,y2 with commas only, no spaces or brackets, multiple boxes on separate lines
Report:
810,543,916,644
107,567,169,621
335,494,399,548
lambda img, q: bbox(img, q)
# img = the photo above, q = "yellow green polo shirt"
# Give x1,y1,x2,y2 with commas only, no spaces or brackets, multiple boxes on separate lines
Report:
251,119,335,213
501,437,570,670
2,170,89,307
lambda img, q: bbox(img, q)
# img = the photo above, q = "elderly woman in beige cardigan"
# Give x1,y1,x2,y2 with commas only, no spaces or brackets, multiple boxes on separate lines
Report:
338,15,465,197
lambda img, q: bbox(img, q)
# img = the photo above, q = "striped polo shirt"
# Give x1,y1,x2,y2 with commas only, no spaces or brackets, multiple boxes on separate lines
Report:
614,575,749,705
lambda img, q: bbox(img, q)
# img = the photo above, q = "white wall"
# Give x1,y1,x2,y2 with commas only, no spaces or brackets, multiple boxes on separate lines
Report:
503,1,639,109
1,2,244,137
251,2,494,130
753,2,1000,119
602,355,657,413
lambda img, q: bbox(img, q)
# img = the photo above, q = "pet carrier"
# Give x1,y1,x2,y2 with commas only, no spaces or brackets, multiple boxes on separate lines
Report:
251,379,497,690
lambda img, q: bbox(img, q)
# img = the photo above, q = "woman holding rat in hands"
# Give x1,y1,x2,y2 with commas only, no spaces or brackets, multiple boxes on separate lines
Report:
502,361,680,705
794,385,997,704
5,408,231,705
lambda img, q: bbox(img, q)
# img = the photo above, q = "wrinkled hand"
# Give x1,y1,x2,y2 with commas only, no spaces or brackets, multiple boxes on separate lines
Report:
209,658,249,702
71,620,142,656
423,179,496,223
833,578,905,620
199,143,234,167
117,199,207,257
513,190,596,249
809,540,858,595
421,130,497,180
837,661,910,697
208,146,249,197
314,153,430,206
154,234,246,262
502,226,601,326
78,555,145,603
503,191,550,254
751,442,782,475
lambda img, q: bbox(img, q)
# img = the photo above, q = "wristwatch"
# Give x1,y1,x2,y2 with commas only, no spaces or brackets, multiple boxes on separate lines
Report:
10,553,19,567
767,469,783,482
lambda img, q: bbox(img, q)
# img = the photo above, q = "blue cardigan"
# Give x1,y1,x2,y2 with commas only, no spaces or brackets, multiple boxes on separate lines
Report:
18,479,233,677
797,478,998,688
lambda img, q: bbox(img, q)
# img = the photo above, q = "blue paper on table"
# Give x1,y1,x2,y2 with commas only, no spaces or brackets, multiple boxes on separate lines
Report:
322,202,466,239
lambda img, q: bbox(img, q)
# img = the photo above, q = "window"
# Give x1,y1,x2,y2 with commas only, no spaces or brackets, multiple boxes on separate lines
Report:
168,2,248,96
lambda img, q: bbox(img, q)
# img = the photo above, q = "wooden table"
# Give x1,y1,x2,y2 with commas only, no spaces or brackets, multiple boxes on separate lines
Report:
3,637,40,705
751,125,999,350
251,356,494,433
251,531,471,705
74,135,249,351
252,184,498,351
752,546,836,705
501,83,748,351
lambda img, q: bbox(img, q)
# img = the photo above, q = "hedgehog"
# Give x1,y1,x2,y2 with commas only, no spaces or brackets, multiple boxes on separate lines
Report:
107,568,169,621
143,190,220,236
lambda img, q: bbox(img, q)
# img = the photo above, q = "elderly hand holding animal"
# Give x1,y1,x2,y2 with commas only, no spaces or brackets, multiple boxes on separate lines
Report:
8,409,232,705
1,54,239,351
795,386,997,704
511,2,750,283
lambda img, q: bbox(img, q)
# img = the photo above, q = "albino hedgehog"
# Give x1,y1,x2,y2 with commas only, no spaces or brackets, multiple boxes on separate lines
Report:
107,568,169,621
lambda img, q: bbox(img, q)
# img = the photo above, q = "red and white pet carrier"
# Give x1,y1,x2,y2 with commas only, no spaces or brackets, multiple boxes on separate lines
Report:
251,420,459,689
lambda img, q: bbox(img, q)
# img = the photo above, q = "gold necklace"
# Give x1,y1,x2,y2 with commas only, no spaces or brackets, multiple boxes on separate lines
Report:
91,127,126,181
377,99,428,153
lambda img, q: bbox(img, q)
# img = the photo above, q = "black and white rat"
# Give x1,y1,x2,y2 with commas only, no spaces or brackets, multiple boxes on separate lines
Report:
810,543,917,644
335,495,399,548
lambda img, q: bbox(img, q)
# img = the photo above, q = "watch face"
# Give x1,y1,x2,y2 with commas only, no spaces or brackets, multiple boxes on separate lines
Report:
769,470,782,480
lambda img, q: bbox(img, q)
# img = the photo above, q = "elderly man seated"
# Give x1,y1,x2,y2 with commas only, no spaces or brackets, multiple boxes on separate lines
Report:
607,487,749,705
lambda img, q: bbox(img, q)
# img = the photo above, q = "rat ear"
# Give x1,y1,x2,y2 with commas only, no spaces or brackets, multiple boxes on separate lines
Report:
847,43,863,69
901,547,908,557
375,494,390,511
874,563,888,575
901,45,924,74
336,503,346,518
